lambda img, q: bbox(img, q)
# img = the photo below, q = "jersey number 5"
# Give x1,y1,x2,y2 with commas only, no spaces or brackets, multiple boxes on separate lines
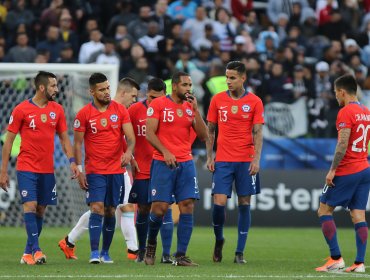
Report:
352,124,370,152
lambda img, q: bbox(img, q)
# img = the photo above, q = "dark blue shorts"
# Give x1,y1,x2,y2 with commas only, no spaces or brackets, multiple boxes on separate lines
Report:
320,167,370,210
212,162,261,198
17,171,56,205
129,179,150,205
149,159,199,203
86,174,124,207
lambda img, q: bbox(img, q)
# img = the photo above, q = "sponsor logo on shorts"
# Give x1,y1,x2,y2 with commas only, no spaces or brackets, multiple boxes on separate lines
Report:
86,191,89,198
131,192,137,198
152,189,156,196
49,112,56,119
21,190,28,197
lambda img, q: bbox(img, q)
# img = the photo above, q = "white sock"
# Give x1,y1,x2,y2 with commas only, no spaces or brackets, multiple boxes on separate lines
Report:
120,211,138,251
68,210,91,245
115,206,122,228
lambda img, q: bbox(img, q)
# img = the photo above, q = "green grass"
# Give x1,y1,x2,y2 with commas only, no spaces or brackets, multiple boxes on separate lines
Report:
0,227,369,279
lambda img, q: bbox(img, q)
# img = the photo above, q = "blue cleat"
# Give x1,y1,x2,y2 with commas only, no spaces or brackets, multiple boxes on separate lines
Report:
100,251,114,264
89,250,101,264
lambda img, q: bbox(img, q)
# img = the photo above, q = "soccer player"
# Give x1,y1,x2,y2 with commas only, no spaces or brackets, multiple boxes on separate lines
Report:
144,71,208,266
0,71,79,265
315,74,370,273
128,78,174,263
206,61,264,264
73,73,135,264
58,77,140,260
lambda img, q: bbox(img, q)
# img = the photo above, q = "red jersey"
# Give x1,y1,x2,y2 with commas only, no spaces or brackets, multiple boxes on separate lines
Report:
7,99,67,173
147,96,195,162
128,100,153,179
207,91,264,162
335,102,370,176
74,101,131,174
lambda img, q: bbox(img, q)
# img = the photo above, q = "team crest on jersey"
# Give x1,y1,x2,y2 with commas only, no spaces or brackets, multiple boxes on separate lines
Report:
242,104,250,112
110,114,118,122
9,115,13,124
152,189,156,196
100,118,108,127
186,109,193,116
74,119,80,128
147,107,154,117
177,109,183,117
231,106,238,114
49,112,56,119
41,114,47,123
21,190,28,197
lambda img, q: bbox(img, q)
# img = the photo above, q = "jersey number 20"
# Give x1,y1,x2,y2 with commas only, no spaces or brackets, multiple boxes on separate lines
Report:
352,124,370,152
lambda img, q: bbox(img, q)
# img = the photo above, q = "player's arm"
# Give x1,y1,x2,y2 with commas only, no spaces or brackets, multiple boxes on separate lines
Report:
121,122,135,167
146,117,177,168
0,131,16,192
325,127,350,186
250,123,263,175
74,130,88,190
206,121,216,172
58,131,79,179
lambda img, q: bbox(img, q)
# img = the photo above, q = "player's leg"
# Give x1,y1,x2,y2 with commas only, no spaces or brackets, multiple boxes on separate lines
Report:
21,201,38,265
86,174,106,264
211,162,234,262
233,162,260,264
59,210,91,259
172,160,199,266
160,206,174,263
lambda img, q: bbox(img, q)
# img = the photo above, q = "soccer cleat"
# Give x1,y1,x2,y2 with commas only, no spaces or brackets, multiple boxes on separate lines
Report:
234,253,247,264
213,239,225,262
144,242,157,265
173,255,199,266
315,257,345,272
33,251,46,264
345,263,365,273
58,238,77,260
89,250,101,264
100,251,114,264
160,254,174,264
127,249,138,260
20,254,35,265
135,249,145,263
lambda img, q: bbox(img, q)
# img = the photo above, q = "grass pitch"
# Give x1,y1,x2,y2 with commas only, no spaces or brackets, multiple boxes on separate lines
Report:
0,226,369,279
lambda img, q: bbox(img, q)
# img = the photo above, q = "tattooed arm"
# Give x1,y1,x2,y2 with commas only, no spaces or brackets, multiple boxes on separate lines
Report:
325,128,351,186
206,122,216,172
250,123,263,175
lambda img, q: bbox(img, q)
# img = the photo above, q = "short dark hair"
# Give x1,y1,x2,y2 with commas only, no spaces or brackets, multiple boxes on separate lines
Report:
172,71,190,84
119,77,140,90
226,61,246,75
148,78,166,92
34,71,56,89
334,74,358,95
89,72,108,87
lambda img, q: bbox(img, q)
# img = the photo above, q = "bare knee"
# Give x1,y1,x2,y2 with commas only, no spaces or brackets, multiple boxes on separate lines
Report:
23,201,37,213
317,202,335,217
213,194,227,206
350,209,366,224
104,206,116,218
90,202,104,215
238,196,251,206
36,205,46,217
178,199,195,214
138,204,151,215
120,203,135,212
151,202,169,217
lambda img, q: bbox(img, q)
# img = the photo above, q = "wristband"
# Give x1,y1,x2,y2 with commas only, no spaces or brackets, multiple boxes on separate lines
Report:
69,157,76,164
77,165,83,172
131,154,135,160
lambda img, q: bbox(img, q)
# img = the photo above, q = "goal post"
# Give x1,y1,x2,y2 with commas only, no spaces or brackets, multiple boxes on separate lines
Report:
0,63,119,227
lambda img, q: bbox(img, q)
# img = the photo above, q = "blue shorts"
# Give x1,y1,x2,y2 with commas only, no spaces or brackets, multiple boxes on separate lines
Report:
129,179,150,205
320,167,370,210
149,159,199,203
212,162,261,198
17,171,56,205
86,174,124,207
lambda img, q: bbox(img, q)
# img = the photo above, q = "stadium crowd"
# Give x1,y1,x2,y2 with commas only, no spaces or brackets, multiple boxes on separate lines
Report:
2,0,370,137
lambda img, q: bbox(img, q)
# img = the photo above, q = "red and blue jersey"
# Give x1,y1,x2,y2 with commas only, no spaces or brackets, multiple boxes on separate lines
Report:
335,102,370,176
7,99,67,173
207,91,264,162
74,100,131,174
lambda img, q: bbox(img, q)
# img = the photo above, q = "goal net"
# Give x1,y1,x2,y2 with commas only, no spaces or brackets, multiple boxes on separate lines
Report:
0,63,119,227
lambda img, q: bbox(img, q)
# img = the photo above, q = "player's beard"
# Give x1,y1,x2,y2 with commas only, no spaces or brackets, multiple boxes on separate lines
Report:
96,95,111,105
46,90,56,101
178,91,188,101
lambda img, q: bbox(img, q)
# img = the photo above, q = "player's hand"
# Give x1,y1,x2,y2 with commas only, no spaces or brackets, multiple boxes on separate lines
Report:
121,152,132,167
0,172,9,192
77,172,88,190
186,92,198,111
163,151,177,169
131,158,140,178
325,169,336,187
70,162,80,179
206,157,215,172
249,158,260,175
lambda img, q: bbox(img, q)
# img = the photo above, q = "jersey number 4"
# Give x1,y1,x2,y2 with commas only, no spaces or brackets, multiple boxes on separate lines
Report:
352,124,370,152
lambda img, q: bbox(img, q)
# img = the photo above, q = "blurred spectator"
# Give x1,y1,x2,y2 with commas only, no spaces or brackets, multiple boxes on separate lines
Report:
300,7,318,38
167,0,197,22
340,0,361,31
128,56,154,85
151,0,173,37
58,13,79,57
56,43,75,63
117,37,133,77
114,24,133,43
78,28,104,64
138,21,163,56
275,13,289,43
175,45,198,73
80,17,99,44
106,0,138,36
27,0,45,19
92,38,120,65
230,35,247,60
356,15,370,48
244,55,263,96
213,7,236,51
183,6,213,48
36,25,63,62
40,0,63,30
291,64,315,100
4,32,36,62
127,5,152,41
230,0,252,23
5,0,34,34
267,0,309,25
34,49,49,63
192,44,219,75
0,0,10,25
237,10,262,40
